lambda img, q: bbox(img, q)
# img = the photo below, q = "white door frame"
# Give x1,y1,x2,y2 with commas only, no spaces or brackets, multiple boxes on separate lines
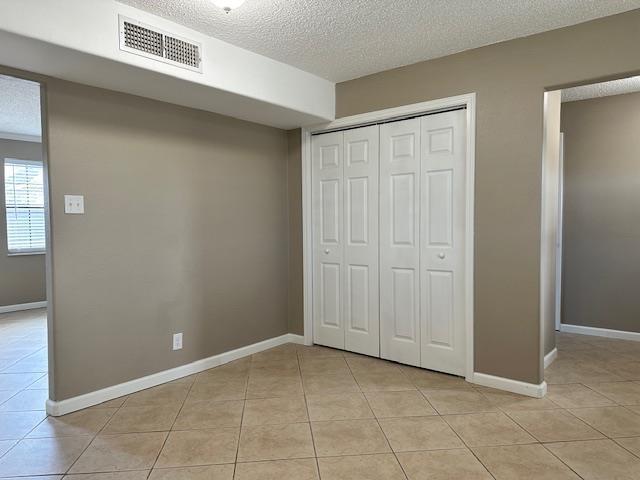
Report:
555,132,564,331
301,93,476,381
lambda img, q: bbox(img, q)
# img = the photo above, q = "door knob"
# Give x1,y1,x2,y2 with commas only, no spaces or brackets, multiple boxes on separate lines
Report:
324,249,330,254
437,252,446,259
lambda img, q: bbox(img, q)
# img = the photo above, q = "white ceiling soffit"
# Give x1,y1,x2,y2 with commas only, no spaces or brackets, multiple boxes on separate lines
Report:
0,0,335,129
562,76,640,102
0,74,41,140
119,0,640,82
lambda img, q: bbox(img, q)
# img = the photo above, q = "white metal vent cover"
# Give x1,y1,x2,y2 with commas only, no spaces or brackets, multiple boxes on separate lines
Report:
119,16,202,73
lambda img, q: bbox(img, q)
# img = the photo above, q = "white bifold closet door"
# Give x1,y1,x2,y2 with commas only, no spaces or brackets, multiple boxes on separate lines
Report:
312,131,344,349
312,108,467,377
419,110,467,376
312,125,380,356
379,109,467,375
379,118,422,366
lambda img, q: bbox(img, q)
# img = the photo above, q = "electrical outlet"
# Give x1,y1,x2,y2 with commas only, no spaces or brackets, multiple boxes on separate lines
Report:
172,332,183,350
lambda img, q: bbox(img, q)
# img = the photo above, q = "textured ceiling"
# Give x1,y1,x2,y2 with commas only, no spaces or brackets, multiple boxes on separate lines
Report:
562,76,640,102
117,0,640,82
0,75,41,137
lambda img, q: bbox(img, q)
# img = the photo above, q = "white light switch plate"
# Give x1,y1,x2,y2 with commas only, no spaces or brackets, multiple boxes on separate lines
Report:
173,333,183,350
64,195,84,214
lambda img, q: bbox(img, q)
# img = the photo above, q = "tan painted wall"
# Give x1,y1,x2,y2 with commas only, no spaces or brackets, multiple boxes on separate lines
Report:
44,79,290,400
561,91,640,334
541,91,562,356
287,129,303,335
334,10,640,384
0,138,46,306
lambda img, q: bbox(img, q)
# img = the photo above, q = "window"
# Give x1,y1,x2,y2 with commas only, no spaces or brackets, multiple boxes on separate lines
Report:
4,158,45,254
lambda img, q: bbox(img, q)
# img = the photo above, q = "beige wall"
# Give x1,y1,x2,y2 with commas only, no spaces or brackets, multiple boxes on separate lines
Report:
334,10,640,384
45,79,290,400
541,91,562,356
286,129,303,335
0,138,46,306
561,91,640,334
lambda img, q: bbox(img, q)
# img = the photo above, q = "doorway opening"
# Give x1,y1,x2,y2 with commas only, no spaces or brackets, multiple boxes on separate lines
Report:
0,73,51,413
542,75,640,380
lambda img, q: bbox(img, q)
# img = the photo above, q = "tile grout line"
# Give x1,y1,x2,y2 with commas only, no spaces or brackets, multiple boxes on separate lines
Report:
63,392,130,476
0,341,47,375
0,310,49,465
408,374,499,480
0,346,48,376
613,437,640,460
580,382,629,404
344,354,410,480
298,348,323,479
502,407,587,442
441,421,499,480
542,402,615,440
145,376,197,477
232,357,251,476
0,390,56,468
539,441,588,479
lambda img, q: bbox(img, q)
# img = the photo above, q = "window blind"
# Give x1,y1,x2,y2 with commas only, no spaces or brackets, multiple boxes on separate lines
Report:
4,158,45,254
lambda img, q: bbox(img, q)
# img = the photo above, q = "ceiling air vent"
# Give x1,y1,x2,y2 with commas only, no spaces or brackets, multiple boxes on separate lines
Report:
119,16,202,73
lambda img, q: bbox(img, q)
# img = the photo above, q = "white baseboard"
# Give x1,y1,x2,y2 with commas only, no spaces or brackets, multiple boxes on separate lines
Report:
471,372,547,398
544,347,558,369
560,324,640,342
46,332,304,416
287,334,305,345
0,301,47,314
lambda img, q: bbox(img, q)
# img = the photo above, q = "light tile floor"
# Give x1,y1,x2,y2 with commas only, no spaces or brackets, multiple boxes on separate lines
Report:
0,308,48,409
1,310,640,479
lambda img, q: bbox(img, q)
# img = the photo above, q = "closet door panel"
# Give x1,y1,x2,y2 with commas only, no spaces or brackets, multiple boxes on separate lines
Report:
343,125,379,356
311,109,468,375
312,131,345,349
420,109,467,376
380,119,421,366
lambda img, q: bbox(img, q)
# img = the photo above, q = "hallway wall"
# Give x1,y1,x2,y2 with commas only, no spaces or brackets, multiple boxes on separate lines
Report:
561,91,640,334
